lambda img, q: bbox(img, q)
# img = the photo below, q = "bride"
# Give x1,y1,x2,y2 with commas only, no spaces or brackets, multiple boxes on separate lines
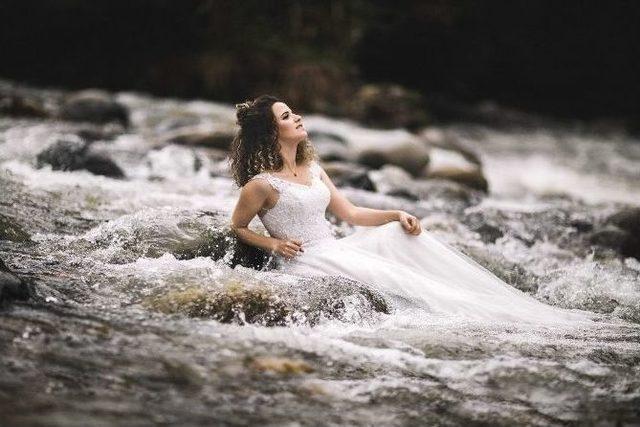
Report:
228,95,593,325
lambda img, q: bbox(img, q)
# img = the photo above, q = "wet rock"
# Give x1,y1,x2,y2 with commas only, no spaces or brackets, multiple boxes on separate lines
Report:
82,152,125,178
59,90,129,126
248,357,313,374
143,274,389,326
357,140,430,177
368,165,419,200
173,225,276,271
36,138,124,178
0,214,31,242
463,211,505,243
589,226,628,251
164,130,234,150
145,145,213,180
569,215,593,233
160,358,205,389
310,132,352,162
423,147,488,192
461,246,539,293
36,138,87,171
322,161,374,191
0,92,50,118
606,207,640,236
413,179,482,208
0,259,31,304
419,127,483,165
75,125,124,143
348,84,429,130
588,207,640,259
76,208,268,266
307,130,348,145
144,283,289,325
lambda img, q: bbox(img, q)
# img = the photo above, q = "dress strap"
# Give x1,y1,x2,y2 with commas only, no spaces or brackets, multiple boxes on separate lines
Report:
249,172,285,193
309,160,322,179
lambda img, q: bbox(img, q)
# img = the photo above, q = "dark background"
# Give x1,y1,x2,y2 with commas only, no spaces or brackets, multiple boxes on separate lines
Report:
2,0,639,121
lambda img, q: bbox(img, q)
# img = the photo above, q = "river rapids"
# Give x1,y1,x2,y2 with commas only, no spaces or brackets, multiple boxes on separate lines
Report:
1,82,639,426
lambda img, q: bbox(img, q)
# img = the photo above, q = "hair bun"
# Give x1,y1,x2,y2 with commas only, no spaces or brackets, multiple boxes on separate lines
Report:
235,101,255,126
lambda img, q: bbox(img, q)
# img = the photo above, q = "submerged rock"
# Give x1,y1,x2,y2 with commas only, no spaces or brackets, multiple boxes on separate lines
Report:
322,161,374,191
36,137,124,178
0,259,31,305
81,151,125,178
36,138,87,171
590,207,640,259
59,90,129,126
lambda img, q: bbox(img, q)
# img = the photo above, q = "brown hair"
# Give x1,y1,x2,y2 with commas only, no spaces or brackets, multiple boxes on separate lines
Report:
228,94,316,187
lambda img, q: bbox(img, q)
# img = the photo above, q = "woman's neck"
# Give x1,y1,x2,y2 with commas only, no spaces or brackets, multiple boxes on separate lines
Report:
279,144,298,172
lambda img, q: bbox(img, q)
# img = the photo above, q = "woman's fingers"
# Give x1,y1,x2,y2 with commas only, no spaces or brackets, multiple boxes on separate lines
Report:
287,241,303,253
292,239,304,252
400,216,411,232
403,216,417,233
281,240,304,258
413,221,422,235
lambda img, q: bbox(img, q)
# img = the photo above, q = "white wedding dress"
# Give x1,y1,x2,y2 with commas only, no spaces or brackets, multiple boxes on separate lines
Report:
250,160,594,325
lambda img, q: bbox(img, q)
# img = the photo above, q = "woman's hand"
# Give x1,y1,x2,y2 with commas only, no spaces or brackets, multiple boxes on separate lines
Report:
270,238,305,259
397,211,422,235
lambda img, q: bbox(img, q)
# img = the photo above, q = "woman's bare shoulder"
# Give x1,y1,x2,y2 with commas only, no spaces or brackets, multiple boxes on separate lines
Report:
242,175,273,196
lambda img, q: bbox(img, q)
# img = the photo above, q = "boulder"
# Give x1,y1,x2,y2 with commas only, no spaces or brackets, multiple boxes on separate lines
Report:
413,179,481,207
308,131,352,162
82,152,125,178
36,138,124,178
142,274,389,326
423,147,488,192
606,207,640,235
589,208,640,259
357,140,430,177
367,165,419,200
0,92,49,118
36,138,87,171
321,161,375,191
164,130,234,150
59,90,129,126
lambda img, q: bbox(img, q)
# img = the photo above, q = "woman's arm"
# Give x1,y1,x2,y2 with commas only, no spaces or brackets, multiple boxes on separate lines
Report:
230,179,305,258
318,166,422,235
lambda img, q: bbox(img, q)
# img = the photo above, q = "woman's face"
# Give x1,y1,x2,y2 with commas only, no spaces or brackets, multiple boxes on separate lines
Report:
271,102,307,144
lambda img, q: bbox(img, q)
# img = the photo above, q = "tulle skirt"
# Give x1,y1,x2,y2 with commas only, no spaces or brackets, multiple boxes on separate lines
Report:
277,222,595,325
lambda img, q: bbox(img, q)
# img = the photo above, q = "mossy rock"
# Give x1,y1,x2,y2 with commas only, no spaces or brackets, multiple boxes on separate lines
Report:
144,281,290,326
0,214,31,242
142,275,390,327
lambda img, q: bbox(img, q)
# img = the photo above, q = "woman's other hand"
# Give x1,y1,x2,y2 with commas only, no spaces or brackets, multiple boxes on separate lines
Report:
398,211,422,235
270,238,305,259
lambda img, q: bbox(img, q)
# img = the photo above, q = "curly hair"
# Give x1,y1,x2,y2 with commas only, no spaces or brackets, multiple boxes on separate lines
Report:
228,94,316,187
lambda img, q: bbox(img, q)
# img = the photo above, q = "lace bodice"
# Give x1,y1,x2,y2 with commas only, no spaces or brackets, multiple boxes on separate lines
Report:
249,160,337,248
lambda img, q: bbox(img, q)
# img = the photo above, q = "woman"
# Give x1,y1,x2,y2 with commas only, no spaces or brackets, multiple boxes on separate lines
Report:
229,95,593,324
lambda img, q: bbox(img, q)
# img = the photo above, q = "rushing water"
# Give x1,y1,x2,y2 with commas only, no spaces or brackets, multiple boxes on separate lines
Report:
1,86,639,426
